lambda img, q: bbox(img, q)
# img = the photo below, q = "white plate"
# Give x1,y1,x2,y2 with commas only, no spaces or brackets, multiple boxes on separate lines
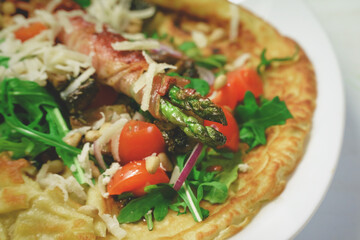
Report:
228,0,345,239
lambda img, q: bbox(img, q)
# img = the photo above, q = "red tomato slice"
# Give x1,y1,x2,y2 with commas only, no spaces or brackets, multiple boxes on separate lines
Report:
228,68,263,102
107,160,169,196
212,68,263,109
118,120,165,164
14,22,48,42
204,107,239,152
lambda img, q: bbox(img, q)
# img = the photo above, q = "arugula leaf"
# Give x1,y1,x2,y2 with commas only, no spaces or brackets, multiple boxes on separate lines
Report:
167,72,210,96
0,78,86,183
0,137,47,159
184,78,210,96
177,181,206,222
0,56,9,68
117,184,177,224
256,46,299,74
73,0,91,8
234,91,293,150
178,41,227,70
197,182,227,204
150,32,168,40
201,151,242,188
196,55,227,69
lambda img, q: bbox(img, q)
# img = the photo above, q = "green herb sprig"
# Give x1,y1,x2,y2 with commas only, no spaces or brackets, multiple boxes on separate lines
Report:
179,41,227,70
256,46,299,74
74,0,91,8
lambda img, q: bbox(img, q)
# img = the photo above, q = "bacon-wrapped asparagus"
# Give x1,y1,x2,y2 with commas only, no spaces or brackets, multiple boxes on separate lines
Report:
58,16,226,147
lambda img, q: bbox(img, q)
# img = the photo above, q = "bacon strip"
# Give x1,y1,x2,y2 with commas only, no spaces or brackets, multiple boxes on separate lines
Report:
58,16,188,118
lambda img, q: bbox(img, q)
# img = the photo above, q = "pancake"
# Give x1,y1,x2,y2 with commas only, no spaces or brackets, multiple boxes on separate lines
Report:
0,0,316,239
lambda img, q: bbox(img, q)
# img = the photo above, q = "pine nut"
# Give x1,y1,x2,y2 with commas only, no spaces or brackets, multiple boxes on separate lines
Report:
63,132,82,147
85,130,101,142
209,28,226,42
90,161,101,178
158,153,173,172
2,2,16,15
196,22,211,33
47,160,64,174
145,155,160,174
213,74,227,90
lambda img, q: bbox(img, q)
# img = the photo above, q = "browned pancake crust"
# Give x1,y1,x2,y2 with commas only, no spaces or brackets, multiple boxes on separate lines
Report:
120,0,316,239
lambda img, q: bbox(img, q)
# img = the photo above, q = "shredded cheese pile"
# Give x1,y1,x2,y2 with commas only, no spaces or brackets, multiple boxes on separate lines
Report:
111,39,160,51
0,10,94,89
87,0,155,33
36,162,87,202
229,4,240,41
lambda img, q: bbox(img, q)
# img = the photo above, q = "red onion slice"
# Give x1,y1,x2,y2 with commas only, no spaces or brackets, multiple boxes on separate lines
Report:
152,44,183,58
93,141,107,170
196,66,215,85
110,132,121,163
173,143,203,191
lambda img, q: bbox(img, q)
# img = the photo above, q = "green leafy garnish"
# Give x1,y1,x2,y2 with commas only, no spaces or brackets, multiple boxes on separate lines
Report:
0,56,10,68
150,32,168,40
178,41,227,70
74,0,91,8
234,91,293,150
256,46,299,74
0,137,48,159
144,211,154,231
167,72,210,96
177,181,208,222
200,151,242,188
117,184,177,224
0,78,86,183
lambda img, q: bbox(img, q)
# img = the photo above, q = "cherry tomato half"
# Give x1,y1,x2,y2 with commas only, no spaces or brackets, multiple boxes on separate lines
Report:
107,160,169,196
212,68,263,109
118,120,165,164
204,107,239,152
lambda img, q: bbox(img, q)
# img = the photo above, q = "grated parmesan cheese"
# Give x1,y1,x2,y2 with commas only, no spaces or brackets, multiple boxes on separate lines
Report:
229,4,240,41
0,10,94,87
45,0,61,12
238,163,250,173
192,30,208,48
121,32,146,41
225,53,251,71
60,67,96,99
87,0,155,34
98,163,121,198
99,214,127,239
77,143,93,187
111,39,160,51
36,163,87,202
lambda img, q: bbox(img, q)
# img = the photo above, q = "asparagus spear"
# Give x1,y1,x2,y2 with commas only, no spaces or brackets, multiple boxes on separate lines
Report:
168,85,227,125
160,99,226,148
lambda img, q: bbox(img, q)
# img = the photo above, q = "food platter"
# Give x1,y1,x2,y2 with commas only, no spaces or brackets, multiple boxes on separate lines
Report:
229,0,345,239
0,0,344,239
